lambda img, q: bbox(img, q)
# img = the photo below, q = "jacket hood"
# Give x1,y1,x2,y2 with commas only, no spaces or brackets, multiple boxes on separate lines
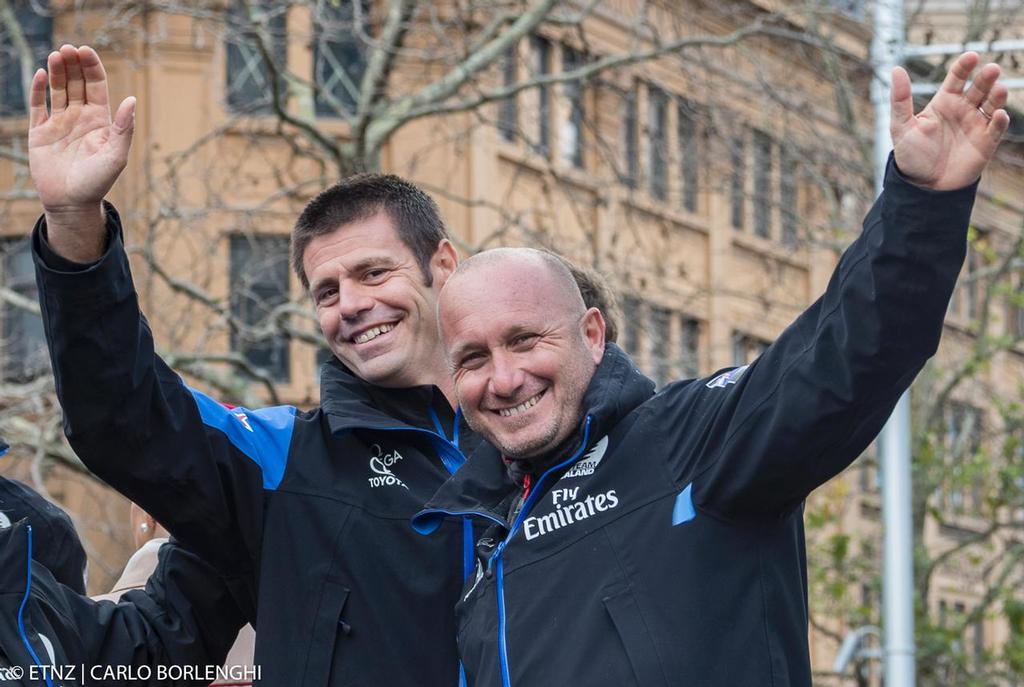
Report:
413,343,655,533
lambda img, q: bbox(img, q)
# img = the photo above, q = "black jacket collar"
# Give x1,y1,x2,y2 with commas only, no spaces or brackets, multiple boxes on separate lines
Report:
413,344,655,532
318,358,472,447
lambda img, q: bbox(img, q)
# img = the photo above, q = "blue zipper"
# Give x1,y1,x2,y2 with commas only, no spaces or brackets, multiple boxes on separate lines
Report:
425,405,478,687
491,416,594,687
17,525,56,687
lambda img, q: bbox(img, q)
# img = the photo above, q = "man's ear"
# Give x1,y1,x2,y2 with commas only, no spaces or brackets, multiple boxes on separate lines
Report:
581,307,606,364
430,239,459,287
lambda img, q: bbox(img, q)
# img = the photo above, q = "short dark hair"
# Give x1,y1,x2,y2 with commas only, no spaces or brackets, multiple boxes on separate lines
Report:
291,174,450,290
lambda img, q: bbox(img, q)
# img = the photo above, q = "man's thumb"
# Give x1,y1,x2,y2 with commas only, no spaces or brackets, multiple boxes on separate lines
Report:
109,96,136,161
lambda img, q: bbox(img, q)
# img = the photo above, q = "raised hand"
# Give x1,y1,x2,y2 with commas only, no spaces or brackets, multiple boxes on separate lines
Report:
28,45,135,261
891,52,1010,191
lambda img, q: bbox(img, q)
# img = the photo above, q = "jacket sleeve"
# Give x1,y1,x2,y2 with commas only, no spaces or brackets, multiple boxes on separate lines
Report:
677,157,976,521
0,523,245,686
32,204,295,577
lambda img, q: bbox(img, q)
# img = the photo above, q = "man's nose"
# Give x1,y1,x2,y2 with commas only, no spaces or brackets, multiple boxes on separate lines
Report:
488,352,525,398
337,282,375,320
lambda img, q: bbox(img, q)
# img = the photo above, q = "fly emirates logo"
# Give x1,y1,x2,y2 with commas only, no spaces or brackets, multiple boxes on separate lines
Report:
522,487,619,541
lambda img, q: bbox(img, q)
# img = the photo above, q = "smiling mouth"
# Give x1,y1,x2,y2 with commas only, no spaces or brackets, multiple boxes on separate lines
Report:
352,323,396,345
496,391,545,418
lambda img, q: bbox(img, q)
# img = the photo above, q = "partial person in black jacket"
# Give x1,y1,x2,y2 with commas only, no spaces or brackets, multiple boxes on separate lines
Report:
0,448,87,595
412,53,1011,686
24,44,623,687
0,519,244,686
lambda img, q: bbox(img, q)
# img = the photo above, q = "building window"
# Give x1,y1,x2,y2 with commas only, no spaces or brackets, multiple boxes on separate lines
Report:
1,239,47,382
679,317,700,379
780,149,798,246
230,235,291,382
225,1,288,114
620,295,641,357
753,130,773,239
677,99,699,213
730,136,746,230
647,86,668,200
0,1,52,118
498,46,518,142
313,0,368,118
648,305,672,387
529,35,551,156
560,47,584,168
945,402,982,514
732,331,769,366
619,298,701,384
622,85,638,188
950,236,985,322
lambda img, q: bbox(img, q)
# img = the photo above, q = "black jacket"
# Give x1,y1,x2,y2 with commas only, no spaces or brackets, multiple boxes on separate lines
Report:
0,476,87,594
412,160,977,686
33,208,482,686
0,520,241,686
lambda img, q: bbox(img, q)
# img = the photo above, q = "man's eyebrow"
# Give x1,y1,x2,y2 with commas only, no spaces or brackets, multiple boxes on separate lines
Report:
350,255,397,273
447,341,478,362
309,275,336,293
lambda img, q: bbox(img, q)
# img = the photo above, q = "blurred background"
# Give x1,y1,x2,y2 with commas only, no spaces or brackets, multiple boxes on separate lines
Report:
0,1,1022,684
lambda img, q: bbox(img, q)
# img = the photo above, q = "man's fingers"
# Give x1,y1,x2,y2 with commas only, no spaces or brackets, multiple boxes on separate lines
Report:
78,46,109,107
987,109,1011,145
47,51,67,112
980,82,1008,116
29,69,48,127
108,96,137,162
61,44,85,104
964,63,1001,106
890,66,914,133
940,51,980,94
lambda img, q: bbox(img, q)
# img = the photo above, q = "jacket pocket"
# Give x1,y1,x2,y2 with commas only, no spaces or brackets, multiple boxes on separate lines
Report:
302,579,350,686
602,588,668,687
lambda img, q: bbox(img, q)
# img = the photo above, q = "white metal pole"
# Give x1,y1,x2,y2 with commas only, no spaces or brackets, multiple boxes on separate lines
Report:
872,0,916,684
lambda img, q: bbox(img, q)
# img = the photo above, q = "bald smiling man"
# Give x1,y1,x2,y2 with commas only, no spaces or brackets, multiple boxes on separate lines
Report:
413,53,1011,687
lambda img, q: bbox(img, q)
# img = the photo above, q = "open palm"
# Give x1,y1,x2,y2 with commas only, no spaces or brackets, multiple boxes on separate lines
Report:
28,45,135,212
892,52,1010,190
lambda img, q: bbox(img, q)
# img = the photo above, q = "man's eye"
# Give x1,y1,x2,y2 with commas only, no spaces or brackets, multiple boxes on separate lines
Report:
511,334,538,348
316,288,338,305
459,353,486,370
364,268,389,283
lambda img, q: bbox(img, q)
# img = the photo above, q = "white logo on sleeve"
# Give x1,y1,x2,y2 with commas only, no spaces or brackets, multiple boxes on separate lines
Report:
706,365,749,389
368,445,408,489
560,436,609,480
233,411,253,432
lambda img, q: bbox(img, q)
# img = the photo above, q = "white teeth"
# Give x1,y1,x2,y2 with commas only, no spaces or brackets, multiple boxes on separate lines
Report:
498,392,544,417
354,323,395,344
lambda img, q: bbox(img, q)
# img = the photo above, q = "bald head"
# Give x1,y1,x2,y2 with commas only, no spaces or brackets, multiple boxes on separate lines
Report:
438,247,606,461
442,248,587,325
